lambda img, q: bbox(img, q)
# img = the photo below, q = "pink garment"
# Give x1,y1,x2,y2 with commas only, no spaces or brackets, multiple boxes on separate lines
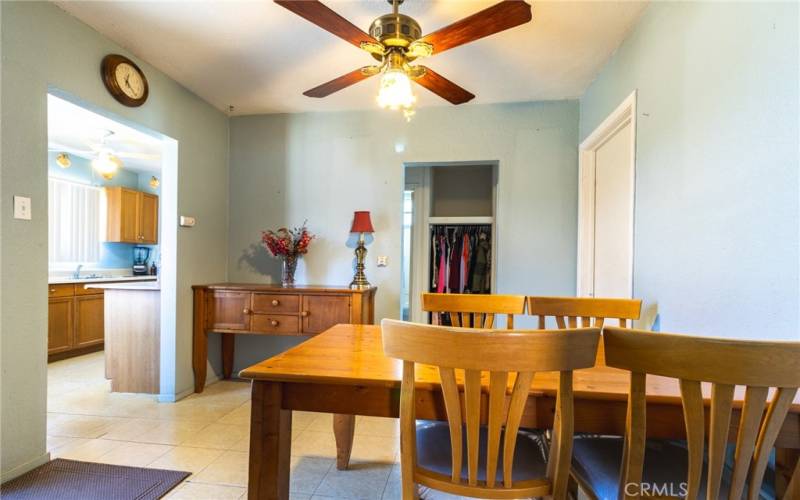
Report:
436,237,446,293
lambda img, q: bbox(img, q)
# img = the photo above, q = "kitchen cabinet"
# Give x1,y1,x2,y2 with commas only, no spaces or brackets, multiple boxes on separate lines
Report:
48,297,74,355
48,281,157,361
192,284,376,392
74,295,104,347
106,187,159,244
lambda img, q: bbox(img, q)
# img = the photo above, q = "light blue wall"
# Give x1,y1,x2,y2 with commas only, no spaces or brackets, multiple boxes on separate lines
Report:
579,1,799,340
227,101,580,372
47,151,160,268
1,1,229,480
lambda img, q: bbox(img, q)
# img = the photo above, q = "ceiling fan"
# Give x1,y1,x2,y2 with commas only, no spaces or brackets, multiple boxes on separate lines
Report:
48,130,159,179
275,0,532,117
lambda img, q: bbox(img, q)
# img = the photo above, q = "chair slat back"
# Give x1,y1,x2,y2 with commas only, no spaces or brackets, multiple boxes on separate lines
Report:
382,319,600,499
603,327,800,500
422,293,526,329
526,296,642,329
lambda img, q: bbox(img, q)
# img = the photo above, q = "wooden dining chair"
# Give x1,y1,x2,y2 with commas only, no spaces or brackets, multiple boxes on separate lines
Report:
421,293,527,328
527,296,642,329
572,327,800,500
381,318,601,499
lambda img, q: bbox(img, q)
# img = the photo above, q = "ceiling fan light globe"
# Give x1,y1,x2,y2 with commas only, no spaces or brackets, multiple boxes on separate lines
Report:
91,150,123,179
376,69,416,111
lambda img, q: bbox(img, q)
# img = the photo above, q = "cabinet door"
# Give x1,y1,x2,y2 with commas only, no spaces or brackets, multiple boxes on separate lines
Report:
74,295,104,347
301,295,351,334
105,187,141,243
120,188,140,243
48,297,74,354
207,292,252,331
139,193,159,244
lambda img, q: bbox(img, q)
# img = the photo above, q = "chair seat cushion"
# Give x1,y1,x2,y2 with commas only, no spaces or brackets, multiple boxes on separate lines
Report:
571,435,776,500
416,421,547,484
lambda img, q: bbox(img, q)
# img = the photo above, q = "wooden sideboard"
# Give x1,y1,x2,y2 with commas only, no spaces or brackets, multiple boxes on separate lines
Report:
192,283,376,392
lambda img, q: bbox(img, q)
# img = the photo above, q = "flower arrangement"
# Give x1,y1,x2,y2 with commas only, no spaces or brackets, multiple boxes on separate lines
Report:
261,222,315,286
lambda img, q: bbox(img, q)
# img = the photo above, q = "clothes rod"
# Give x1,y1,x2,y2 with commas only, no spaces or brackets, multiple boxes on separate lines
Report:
427,216,494,225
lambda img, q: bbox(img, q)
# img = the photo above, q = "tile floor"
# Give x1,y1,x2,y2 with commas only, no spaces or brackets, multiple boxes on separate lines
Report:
47,352,404,499
48,352,581,500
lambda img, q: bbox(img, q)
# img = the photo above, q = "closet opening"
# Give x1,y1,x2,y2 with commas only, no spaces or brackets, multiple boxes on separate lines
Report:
401,162,498,323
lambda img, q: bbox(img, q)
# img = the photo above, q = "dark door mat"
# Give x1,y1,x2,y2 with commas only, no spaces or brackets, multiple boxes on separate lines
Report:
0,458,190,500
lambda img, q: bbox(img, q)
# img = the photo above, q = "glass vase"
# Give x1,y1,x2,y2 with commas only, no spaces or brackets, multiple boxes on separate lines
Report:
281,256,298,287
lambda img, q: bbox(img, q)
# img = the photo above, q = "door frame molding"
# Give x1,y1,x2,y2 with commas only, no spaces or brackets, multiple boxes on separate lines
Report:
577,89,637,298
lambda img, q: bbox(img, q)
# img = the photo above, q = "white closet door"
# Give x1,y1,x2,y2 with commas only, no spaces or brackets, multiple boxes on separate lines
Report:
592,120,634,298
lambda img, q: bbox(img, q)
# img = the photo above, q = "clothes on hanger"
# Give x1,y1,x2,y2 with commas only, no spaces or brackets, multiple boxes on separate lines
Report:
428,224,492,295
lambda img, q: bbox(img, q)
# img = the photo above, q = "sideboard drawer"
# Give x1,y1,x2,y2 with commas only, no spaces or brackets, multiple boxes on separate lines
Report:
251,314,300,334
252,293,299,314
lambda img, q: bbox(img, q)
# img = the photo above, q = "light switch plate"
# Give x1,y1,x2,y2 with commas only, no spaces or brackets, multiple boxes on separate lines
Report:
179,215,196,227
377,256,388,267
13,196,31,220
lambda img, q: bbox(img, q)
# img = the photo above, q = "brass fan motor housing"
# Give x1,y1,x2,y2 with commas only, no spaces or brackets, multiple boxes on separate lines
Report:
369,13,421,49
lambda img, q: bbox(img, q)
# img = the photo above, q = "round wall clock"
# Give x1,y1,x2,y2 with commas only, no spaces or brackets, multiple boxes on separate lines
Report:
101,54,149,107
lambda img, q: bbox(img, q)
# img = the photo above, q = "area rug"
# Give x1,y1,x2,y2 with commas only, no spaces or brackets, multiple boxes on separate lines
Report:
0,458,189,500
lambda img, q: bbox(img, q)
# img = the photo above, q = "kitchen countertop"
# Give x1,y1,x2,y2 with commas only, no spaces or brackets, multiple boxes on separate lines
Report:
49,275,157,285
85,282,160,291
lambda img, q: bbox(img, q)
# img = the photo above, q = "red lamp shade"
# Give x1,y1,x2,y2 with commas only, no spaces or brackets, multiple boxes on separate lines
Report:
350,211,374,233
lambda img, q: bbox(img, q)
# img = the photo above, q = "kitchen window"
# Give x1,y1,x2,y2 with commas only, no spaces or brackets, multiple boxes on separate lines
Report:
48,178,103,267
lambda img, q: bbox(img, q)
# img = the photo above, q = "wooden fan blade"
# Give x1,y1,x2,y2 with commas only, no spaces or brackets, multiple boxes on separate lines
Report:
418,0,532,55
303,67,377,98
274,0,379,50
413,67,475,105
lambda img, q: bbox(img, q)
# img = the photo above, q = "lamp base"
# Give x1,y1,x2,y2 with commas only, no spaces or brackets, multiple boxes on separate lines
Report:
350,238,370,290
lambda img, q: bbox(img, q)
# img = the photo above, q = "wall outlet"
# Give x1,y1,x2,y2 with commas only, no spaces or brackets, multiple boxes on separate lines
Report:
377,256,388,267
13,196,32,220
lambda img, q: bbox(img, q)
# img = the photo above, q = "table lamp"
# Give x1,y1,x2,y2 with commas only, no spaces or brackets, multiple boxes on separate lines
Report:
349,211,374,289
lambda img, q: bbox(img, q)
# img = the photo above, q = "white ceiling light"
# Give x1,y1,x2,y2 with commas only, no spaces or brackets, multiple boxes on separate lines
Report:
91,131,123,180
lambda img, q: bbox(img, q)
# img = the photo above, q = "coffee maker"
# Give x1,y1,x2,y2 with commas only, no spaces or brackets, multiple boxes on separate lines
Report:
133,246,151,276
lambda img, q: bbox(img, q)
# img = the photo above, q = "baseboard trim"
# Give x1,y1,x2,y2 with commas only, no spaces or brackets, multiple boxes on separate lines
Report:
1,452,51,483
157,373,219,403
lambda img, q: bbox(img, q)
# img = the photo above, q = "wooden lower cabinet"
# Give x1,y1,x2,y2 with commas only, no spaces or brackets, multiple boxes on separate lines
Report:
192,284,376,392
48,297,74,355
74,295,105,347
48,282,137,361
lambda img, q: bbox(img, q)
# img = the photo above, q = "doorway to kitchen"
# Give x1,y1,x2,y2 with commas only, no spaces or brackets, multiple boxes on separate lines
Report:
46,91,180,458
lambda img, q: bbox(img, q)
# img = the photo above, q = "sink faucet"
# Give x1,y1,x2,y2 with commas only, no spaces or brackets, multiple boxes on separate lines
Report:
73,264,83,279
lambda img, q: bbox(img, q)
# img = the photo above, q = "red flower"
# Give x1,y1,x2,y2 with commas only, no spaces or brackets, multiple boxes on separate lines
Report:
261,221,315,258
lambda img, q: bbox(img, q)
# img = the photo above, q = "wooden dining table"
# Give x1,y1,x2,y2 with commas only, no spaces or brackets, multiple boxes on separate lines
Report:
239,324,800,500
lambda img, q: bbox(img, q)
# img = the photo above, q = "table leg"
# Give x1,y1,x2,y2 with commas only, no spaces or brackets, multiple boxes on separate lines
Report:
776,448,800,498
334,414,356,470
193,288,207,393
222,333,235,379
249,381,291,500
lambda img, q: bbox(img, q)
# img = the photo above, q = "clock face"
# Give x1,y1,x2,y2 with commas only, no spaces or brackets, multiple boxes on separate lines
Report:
102,54,148,106
115,63,146,99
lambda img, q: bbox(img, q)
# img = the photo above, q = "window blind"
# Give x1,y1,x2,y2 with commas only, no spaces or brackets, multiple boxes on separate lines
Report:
48,178,102,264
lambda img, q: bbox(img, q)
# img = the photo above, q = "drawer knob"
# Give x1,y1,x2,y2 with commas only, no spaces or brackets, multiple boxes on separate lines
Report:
270,320,279,327
271,299,279,306
242,308,250,315
301,311,309,317
49,288,56,293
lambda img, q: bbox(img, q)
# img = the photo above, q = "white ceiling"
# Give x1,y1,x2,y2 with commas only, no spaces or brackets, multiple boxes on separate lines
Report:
54,0,648,115
48,94,163,173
